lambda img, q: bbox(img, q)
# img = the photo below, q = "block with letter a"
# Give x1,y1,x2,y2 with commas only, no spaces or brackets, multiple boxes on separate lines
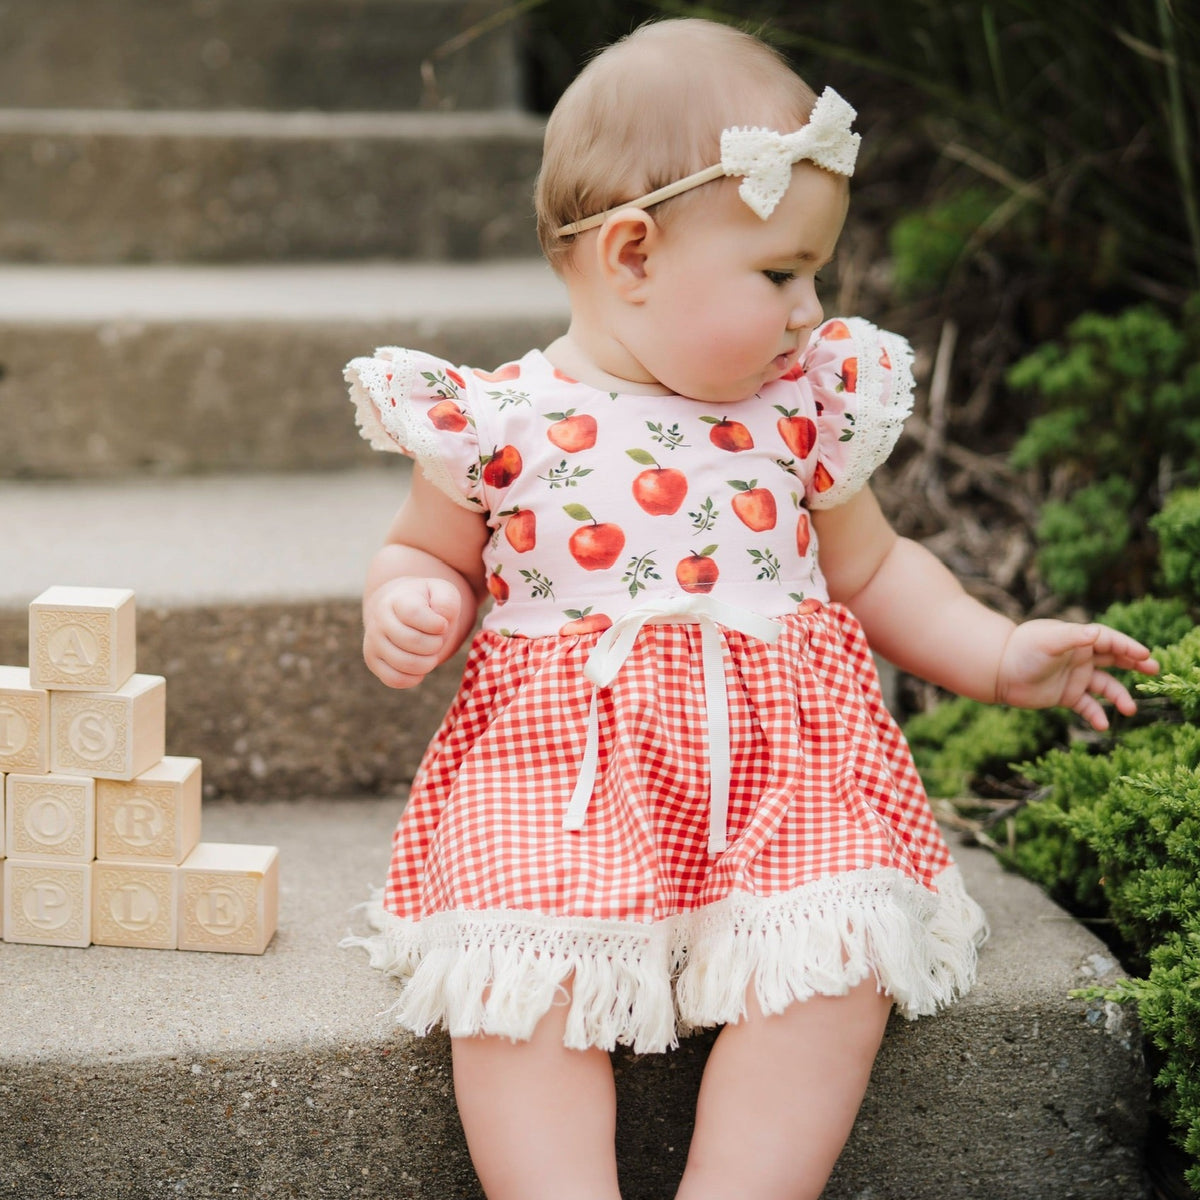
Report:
29,586,136,693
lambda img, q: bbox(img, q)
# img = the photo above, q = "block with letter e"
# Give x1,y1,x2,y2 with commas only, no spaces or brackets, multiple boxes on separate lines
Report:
178,843,278,955
50,674,165,781
96,757,201,865
29,586,136,693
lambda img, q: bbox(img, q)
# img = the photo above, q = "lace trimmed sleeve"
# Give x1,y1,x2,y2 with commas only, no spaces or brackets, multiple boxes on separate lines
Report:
800,316,916,510
344,347,486,512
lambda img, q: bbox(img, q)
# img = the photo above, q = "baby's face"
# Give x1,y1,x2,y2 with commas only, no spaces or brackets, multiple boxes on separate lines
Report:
632,163,848,403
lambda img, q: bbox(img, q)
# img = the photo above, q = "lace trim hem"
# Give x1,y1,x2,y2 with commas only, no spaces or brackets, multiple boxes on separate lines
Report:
341,864,988,1053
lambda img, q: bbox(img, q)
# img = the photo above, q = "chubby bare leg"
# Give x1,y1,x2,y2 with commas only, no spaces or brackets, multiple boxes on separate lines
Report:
675,977,892,1200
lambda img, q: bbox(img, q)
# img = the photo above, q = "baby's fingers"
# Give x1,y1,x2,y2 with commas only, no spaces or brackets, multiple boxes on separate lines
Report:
1084,625,1159,674
1074,669,1139,731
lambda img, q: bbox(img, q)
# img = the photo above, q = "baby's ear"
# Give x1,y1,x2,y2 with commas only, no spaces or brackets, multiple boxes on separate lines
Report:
594,207,659,297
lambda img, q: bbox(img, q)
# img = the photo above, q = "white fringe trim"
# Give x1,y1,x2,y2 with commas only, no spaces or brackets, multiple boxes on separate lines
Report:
341,865,987,1054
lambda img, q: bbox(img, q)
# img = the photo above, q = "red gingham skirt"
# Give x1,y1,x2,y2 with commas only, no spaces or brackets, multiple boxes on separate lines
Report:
350,603,987,1051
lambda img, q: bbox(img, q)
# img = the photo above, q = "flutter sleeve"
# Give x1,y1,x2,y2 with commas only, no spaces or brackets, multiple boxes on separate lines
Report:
344,347,486,511
801,316,916,509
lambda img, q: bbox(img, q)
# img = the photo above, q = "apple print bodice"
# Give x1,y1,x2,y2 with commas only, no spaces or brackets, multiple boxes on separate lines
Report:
346,316,915,638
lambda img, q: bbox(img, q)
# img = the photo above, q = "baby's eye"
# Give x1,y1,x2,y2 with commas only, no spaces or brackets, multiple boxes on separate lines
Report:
763,269,795,286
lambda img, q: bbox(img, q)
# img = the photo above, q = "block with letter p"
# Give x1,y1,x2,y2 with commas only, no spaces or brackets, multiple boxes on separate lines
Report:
50,674,166,781
29,586,136,692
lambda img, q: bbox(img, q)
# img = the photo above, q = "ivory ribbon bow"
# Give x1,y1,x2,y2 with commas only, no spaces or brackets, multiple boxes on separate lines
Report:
721,87,861,220
554,86,860,237
562,596,783,855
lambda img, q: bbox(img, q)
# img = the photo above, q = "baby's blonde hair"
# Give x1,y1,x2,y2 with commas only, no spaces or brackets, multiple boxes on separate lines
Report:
536,19,818,271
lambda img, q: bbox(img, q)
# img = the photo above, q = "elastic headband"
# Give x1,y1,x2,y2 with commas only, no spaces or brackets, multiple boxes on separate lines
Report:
554,86,860,238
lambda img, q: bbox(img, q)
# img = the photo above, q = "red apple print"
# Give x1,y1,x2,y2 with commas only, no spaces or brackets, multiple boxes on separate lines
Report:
728,480,777,531
486,566,509,605
779,361,807,382
428,399,468,432
627,449,687,515
838,358,858,393
795,597,822,615
812,462,835,493
676,546,719,594
879,345,892,370
701,416,754,452
501,507,536,553
473,363,521,382
546,410,598,453
774,406,818,458
446,368,466,389
482,444,522,488
564,503,625,570
559,607,613,636
553,367,579,384
821,319,852,340
795,509,811,557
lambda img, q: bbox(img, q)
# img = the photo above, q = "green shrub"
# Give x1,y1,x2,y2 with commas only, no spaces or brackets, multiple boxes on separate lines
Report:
1153,488,1200,605
1032,478,1136,604
1097,595,1195,652
889,188,1007,298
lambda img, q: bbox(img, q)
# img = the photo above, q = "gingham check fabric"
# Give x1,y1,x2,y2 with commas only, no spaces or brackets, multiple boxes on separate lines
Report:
382,603,951,927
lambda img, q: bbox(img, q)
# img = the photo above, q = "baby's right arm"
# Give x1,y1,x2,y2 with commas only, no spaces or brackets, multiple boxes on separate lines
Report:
363,467,489,689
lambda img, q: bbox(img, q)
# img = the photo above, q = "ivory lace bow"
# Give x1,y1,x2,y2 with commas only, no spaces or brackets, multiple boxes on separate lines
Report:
555,86,860,237
563,595,783,855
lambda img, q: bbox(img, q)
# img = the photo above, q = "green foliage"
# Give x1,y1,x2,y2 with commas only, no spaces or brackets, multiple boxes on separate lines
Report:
904,695,1065,799
1153,488,1200,605
1097,595,1195,653
1032,478,1135,604
1006,298,1200,604
889,188,1005,298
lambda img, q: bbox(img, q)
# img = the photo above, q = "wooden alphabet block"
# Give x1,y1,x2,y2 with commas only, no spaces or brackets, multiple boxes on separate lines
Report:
92,861,177,949
0,666,50,774
96,757,201,865
178,843,278,955
4,860,91,946
0,771,5,857
29,586,136,692
50,674,165,781
5,773,95,862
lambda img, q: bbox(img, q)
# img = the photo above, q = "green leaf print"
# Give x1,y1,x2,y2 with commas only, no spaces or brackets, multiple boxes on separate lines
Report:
622,551,662,598
689,496,719,533
646,421,689,449
519,568,555,600
541,460,594,488
748,548,782,582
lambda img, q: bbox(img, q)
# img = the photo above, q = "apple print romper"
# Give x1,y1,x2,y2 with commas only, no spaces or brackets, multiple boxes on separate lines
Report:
344,316,988,1052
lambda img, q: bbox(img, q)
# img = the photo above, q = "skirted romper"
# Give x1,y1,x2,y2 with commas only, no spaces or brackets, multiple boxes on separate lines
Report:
343,315,988,1053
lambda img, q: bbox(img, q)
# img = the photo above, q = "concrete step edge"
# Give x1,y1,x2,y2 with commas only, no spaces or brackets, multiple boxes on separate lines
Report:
0,799,1151,1199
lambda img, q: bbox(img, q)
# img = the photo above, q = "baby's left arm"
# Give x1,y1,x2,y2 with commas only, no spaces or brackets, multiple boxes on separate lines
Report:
813,489,1159,730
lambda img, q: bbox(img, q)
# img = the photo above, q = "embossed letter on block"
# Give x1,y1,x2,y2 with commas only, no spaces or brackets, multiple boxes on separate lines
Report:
4,860,92,947
29,586,136,693
0,667,50,775
5,773,96,862
96,757,201,865
178,843,278,955
50,674,166,781
92,861,177,950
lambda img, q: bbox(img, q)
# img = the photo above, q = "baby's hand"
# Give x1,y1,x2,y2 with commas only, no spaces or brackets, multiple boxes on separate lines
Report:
363,577,463,689
996,620,1160,730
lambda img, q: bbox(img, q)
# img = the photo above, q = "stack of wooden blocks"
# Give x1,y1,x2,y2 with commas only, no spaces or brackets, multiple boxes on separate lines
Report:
0,586,278,954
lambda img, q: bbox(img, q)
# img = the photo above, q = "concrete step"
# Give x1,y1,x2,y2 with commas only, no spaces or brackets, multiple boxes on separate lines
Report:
0,796,1151,1199
0,108,544,262
0,262,568,479
0,0,523,113
0,467,476,800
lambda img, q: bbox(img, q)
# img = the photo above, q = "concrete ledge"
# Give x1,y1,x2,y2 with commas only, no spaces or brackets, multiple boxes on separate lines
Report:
0,799,1150,1199
0,109,545,262
0,262,568,478
0,0,523,112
